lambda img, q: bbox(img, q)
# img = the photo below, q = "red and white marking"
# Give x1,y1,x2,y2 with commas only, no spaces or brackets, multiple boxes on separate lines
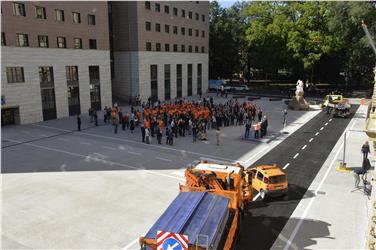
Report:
157,231,188,250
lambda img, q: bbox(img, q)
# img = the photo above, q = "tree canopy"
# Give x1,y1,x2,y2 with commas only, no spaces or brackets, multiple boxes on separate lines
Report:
209,1,376,86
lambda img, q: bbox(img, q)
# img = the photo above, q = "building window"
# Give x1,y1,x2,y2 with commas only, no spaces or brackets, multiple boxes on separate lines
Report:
74,38,82,49
181,45,185,52
173,26,178,34
165,44,170,52
38,35,49,48
145,1,151,10
55,9,64,21
173,7,177,16
39,66,54,87
202,14,205,22
195,13,199,20
188,11,192,19
155,3,160,12
195,46,199,53
66,66,80,115
156,43,161,51
181,27,185,35
146,21,151,31
201,46,205,53
2,32,6,46
176,64,182,98
17,33,28,47
6,67,24,83
202,30,205,38
197,64,202,95
195,29,199,37
164,5,169,14
89,66,101,108
188,29,192,36
72,12,81,23
13,2,25,16
150,65,158,101
66,66,79,82
165,25,170,33
173,44,178,52
164,64,171,100
57,36,66,48
36,6,46,19
146,42,151,51
155,23,161,32
88,14,96,25
188,45,192,52
89,39,97,49
182,9,186,18
187,64,192,96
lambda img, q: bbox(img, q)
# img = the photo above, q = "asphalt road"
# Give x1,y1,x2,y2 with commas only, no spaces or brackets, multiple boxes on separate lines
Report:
237,106,358,250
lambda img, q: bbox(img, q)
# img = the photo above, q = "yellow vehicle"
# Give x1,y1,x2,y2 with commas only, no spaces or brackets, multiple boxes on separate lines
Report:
320,95,351,118
247,164,288,200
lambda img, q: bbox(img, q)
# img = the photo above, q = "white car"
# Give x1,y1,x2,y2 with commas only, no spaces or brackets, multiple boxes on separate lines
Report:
231,85,249,91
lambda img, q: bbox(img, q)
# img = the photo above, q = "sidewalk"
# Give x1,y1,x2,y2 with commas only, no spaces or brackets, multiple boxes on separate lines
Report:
272,104,371,249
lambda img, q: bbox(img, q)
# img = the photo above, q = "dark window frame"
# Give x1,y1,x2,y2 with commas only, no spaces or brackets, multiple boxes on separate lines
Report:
165,24,170,33
146,42,152,51
35,6,46,19
165,43,170,52
173,26,178,34
155,23,161,32
150,65,158,101
72,12,81,23
164,64,171,100
146,21,151,31
164,5,169,14
88,14,96,25
74,38,82,49
13,2,25,16
55,9,64,21
173,7,177,16
156,43,161,51
2,32,6,46
176,64,182,98
173,44,178,52
181,27,185,35
155,3,160,12
181,44,185,52
145,1,151,10
38,35,49,48
6,67,25,83
57,36,66,48
89,39,97,49
17,33,29,47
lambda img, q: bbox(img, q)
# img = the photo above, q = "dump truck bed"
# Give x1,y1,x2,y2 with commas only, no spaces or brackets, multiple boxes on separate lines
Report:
143,192,231,249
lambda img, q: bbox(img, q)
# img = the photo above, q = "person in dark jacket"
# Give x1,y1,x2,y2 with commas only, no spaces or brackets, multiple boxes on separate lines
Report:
362,141,370,160
141,124,146,142
77,115,81,131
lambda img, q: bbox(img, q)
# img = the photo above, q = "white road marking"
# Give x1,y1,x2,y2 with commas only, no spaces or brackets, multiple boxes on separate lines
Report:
122,237,141,250
172,170,185,176
58,138,68,142
252,193,261,201
315,132,319,136
302,145,307,150
283,105,362,250
293,153,299,159
309,138,314,142
320,127,324,131
32,124,71,132
127,151,141,156
2,137,183,181
329,119,332,122
241,146,270,166
76,131,235,162
156,157,172,162
283,163,290,170
325,122,328,126
80,142,91,145
102,146,116,150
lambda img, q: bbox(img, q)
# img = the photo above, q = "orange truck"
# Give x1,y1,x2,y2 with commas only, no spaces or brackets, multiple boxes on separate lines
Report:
139,160,253,250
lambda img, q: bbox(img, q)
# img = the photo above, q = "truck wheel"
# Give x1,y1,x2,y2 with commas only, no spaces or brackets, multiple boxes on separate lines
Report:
260,190,267,200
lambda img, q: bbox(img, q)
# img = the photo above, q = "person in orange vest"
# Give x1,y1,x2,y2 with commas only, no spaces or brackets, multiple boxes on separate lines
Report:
254,122,261,139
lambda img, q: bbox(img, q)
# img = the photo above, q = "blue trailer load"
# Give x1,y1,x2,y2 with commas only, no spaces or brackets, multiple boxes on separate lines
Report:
143,192,230,249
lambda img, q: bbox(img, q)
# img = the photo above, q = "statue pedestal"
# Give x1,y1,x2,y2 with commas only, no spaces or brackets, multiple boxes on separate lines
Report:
288,95,310,110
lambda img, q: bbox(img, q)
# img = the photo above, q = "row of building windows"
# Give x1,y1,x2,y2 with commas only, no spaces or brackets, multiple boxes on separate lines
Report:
1,32,97,49
150,63,202,101
12,2,96,25
6,65,100,84
146,42,205,53
145,22,205,38
145,1,206,22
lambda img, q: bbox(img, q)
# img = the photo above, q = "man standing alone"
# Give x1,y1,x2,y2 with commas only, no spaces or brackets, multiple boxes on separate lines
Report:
362,141,370,160
77,115,81,131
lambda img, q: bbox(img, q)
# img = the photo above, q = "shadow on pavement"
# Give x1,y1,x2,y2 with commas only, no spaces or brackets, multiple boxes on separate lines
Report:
237,214,333,250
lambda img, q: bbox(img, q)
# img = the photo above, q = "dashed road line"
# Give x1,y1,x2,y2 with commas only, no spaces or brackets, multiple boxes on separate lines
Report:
102,146,116,150
329,119,332,122
283,163,290,170
315,132,319,136
127,151,141,156
293,153,299,159
320,127,324,131
302,145,307,150
325,122,328,126
252,193,261,201
309,138,314,142
32,124,71,132
156,157,172,162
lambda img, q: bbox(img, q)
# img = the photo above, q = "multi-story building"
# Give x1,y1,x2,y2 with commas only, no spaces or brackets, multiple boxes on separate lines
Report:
111,1,209,103
1,1,112,125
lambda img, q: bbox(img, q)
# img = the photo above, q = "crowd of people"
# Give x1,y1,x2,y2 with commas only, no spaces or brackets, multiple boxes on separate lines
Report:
83,96,269,146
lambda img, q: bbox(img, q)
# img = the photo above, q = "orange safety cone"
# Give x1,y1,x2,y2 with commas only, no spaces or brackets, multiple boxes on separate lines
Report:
360,98,365,105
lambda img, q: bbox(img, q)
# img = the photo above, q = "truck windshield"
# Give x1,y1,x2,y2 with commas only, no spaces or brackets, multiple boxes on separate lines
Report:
270,175,286,184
